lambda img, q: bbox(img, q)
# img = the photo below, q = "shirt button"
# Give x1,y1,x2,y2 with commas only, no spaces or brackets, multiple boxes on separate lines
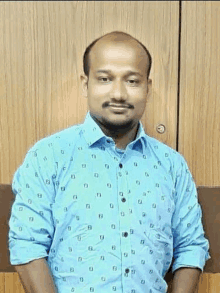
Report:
123,232,128,237
119,163,123,168
121,197,126,202
125,268,130,273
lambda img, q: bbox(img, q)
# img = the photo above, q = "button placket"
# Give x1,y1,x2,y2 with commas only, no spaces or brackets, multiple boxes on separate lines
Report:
117,162,132,289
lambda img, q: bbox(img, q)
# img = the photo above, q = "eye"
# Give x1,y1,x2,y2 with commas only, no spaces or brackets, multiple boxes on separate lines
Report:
127,79,140,85
98,77,110,82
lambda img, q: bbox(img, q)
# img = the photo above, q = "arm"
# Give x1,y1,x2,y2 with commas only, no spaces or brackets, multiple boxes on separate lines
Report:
15,258,57,293
171,267,201,293
171,156,210,276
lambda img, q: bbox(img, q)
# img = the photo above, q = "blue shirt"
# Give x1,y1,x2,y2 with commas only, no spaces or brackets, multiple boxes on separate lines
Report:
8,111,210,293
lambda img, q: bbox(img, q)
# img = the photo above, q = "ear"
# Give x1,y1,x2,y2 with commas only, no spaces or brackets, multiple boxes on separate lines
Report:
147,78,152,96
80,74,89,98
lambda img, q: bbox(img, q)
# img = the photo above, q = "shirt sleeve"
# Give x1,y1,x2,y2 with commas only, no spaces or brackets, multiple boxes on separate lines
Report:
8,139,57,265
171,155,211,274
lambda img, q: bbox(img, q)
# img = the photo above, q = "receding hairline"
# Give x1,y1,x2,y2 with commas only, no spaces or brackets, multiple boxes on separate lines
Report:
83,31,152,78
91,31,148,58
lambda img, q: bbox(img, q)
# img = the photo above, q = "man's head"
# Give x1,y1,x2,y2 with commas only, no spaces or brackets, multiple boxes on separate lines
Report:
81,31,152,133
83,31,152,79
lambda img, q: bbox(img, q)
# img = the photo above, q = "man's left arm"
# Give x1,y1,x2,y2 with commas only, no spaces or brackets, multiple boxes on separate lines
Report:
171,267,201,293
171,155,210,291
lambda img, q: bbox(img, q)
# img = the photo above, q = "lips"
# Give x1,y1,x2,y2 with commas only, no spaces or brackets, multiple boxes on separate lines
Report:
108,103,130,108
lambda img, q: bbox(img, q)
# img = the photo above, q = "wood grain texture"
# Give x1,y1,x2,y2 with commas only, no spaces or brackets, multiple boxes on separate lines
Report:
179,1,220,186
0,1,179,184
0,273,4,293
4,273,25,293
197,273,220,293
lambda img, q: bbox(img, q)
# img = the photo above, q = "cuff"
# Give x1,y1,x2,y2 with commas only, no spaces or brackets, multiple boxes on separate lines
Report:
172,245,211,274
9,240,49,265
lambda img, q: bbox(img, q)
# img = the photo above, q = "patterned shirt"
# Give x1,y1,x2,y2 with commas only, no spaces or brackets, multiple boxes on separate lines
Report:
8,111,210,293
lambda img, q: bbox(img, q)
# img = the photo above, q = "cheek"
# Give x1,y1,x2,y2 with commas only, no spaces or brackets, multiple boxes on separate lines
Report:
87,86,109,110
129,88,147,104
137,99,147,114
133,95,147,116
88,84,110,97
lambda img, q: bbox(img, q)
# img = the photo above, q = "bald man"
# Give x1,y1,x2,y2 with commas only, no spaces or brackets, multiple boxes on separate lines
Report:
9,31,210,293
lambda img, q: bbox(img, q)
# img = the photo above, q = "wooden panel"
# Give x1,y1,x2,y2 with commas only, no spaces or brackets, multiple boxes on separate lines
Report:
179,1,220,186
0,2,87,184
197,273,220,293
4,273,25,293
0,273,4,293
0,1,179,184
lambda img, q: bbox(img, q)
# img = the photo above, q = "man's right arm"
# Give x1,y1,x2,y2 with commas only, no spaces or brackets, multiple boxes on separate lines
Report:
15,258,58,293
9,142,57,292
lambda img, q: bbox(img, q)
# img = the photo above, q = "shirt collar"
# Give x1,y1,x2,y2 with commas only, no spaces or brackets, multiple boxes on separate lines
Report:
82,111,147,153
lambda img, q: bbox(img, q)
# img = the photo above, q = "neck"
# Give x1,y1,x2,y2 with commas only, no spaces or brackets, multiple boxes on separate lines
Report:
91,114,139,150
114,125,139,149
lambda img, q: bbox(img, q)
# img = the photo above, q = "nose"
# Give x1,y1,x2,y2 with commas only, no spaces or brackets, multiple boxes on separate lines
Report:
110,79,127,101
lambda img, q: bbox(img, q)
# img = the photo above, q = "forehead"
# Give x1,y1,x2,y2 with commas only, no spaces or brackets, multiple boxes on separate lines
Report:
89,39,149,75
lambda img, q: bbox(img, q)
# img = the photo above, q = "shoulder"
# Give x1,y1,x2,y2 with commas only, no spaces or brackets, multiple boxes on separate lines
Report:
144,135,188,176
28,123,83,155
146,135,182,159
15,123,84,178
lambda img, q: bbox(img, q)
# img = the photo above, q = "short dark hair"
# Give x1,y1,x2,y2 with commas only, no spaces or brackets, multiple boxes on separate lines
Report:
83,31,152,79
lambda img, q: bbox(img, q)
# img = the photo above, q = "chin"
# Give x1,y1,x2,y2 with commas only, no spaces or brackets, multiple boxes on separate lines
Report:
102,117,134,130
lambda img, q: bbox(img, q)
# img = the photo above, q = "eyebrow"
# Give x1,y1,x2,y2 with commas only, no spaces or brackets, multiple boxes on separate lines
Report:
96,70,143,77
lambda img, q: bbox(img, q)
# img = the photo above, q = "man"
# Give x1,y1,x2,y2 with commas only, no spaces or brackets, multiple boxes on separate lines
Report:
8,31,210,293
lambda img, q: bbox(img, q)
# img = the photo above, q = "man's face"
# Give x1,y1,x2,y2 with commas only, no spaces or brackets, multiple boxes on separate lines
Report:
81,39,150,130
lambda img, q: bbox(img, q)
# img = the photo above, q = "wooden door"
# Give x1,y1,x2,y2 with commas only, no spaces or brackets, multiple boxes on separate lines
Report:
179,1,220,186
0,1,179,184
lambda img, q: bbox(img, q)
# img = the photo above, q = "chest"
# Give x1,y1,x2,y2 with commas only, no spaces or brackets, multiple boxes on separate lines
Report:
52,148,176,236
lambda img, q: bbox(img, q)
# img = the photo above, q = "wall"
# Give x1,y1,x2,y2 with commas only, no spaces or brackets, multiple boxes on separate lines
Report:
1,2,219,186
179,1,220,186
0,1,179,184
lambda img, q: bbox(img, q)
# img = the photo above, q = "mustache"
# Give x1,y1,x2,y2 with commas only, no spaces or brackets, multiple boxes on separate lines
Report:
103,102,134,109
